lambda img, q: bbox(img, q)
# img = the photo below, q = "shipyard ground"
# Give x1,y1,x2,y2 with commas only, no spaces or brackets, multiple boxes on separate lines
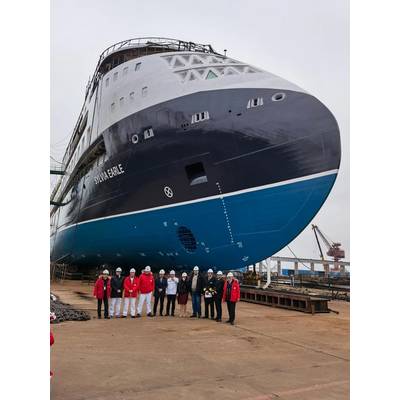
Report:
51,281,349,400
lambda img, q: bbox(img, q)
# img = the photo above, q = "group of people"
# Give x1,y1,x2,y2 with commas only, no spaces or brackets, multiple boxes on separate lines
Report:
93,265,240,325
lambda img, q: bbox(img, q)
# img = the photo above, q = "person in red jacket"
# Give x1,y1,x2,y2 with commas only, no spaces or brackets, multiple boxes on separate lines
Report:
93,268,111,319
50,312,56,378
137,265,155,317
122,268,139,318
222,272,240,325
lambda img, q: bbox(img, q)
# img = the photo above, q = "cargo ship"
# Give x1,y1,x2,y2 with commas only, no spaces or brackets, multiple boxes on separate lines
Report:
50,37,341,270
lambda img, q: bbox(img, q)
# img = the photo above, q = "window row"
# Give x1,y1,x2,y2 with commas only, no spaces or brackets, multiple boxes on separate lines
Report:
175,64,259,83
110,87,148,112
104,62,142,87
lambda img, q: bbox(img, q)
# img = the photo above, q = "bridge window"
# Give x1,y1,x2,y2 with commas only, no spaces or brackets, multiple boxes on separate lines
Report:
135,62,141,71
142,86,148,97
206,70,218,80
105,77,110,87
113,71,118,81
129,91,135,100
111,102,116,112
185,162,208,185
191,111,209,124
120,97,124,106
123,66,128,76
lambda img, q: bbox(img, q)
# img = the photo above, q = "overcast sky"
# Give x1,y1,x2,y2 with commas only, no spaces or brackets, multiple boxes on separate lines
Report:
51,0,349,264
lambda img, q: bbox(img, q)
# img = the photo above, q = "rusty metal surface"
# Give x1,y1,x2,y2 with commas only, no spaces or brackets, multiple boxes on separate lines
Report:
240,286,330,314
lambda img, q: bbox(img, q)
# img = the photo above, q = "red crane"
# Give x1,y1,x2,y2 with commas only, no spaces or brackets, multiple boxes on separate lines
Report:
311,224,345,272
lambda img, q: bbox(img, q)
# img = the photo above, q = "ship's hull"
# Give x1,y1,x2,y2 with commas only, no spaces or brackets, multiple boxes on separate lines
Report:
51,87,341,270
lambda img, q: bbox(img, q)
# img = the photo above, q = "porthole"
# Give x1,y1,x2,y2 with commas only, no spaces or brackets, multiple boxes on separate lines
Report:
272,92,286,102
131,134,139,144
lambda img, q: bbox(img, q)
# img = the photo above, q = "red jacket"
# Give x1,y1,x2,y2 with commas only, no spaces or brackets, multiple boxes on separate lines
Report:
50,331,54,377
138,272,155,294
124,276,139,298
222,279,240,302
93,277,111,299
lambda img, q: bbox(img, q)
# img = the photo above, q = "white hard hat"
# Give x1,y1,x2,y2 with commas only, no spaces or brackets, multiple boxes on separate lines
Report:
207,269,213,273
193,266,199,271
130,268,136,273
116,267,122,272
217,271,223,275
145,266,151,272
170,270,175,275
227,272,233,277
159,269,165,274
103,269,109,275
182,272,187,277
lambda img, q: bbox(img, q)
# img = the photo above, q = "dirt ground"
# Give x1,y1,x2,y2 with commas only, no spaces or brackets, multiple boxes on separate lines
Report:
50,281,349,400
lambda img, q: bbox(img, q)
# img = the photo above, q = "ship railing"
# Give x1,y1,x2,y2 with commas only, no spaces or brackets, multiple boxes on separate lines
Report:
98,37,218,65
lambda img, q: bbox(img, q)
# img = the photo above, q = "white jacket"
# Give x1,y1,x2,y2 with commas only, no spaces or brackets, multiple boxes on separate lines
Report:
166,277,179,295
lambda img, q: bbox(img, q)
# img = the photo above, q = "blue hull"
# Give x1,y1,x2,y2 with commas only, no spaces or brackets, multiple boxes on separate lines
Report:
52,172,337,271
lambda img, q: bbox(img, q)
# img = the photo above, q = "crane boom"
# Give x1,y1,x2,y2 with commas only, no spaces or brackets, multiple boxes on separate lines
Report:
311,224,345,261
312,225,325,260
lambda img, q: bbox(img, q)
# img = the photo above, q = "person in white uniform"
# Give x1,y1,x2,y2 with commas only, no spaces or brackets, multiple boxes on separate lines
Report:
166,270,179,316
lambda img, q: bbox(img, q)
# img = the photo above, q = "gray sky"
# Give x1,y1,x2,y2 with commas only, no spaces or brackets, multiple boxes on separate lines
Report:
51,0,349,263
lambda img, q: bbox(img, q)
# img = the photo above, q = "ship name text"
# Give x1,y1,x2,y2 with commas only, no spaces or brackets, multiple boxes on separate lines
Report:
94,164,125,185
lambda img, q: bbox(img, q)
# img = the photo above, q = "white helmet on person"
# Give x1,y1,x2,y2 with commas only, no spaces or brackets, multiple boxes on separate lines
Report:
103,269,109,275
207,268,213,273
130,268,136,273
182,272,187,277
227,272,234,277
170,270,175,275
116,267,122,272
217,271,223,275
145,265,151,272
193,266,199,271
159,269,165,274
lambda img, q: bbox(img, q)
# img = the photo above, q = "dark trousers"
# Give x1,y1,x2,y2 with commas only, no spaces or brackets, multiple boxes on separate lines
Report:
153,294,165,315
97,297,109,318
215,296,223,320
204,297,215,318
191,293,201,316
226,300,236,322
166,294,176,315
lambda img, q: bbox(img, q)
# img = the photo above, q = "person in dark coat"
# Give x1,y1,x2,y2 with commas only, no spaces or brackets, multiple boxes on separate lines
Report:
177,272,190,317
109,267,124,318
188,266,204,318
214,270,225,322
93,268,111,319
153,269,168,316
203,269,216,319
